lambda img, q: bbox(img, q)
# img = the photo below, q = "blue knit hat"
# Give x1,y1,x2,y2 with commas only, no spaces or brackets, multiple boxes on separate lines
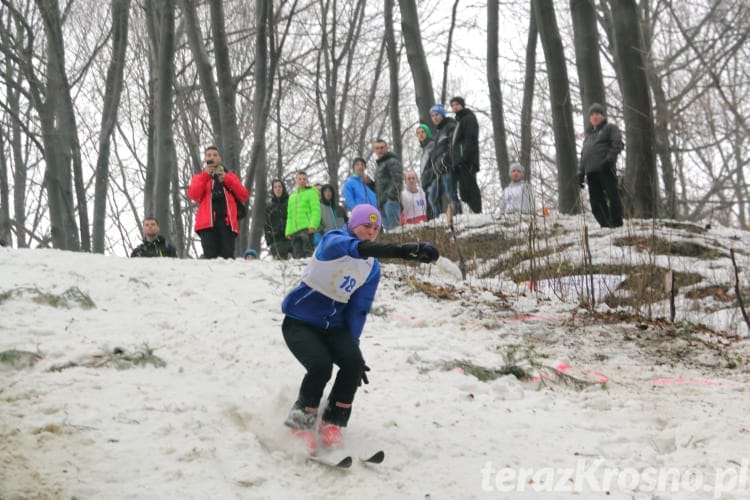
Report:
348,204,381,231
242,248,258,259
429,104,446,118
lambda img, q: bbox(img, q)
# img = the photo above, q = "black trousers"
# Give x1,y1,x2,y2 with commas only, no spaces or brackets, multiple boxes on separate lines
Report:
198,224,237,258
282,316,364,426
586,169,623,228
269,239,293,260
455,166,482,214
290,231,314,259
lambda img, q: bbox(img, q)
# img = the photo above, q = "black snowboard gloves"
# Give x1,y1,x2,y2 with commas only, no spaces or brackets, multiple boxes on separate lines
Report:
400,243,439,263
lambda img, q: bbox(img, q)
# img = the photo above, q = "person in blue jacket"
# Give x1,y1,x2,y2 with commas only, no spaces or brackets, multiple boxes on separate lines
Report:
341,157,377,212
281,204,439,452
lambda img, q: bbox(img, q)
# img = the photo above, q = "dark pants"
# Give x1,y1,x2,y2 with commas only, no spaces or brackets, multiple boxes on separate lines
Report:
198,224,237,258
455,166,482,214
282,316,364,426
290,231,314,259
587,169,623,228
269,239,292,260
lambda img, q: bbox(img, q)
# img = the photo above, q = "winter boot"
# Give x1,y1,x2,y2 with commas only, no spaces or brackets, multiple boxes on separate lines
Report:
284,403,318,454
318,421,343,449
319,401,351,448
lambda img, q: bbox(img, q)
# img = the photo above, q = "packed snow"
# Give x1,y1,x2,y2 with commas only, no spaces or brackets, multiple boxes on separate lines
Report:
2,213,750,499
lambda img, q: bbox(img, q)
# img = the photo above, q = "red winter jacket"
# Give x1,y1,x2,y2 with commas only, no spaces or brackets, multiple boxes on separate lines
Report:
187,170,250,234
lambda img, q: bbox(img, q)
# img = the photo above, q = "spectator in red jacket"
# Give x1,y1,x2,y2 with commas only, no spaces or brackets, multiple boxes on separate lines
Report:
187,146,250,258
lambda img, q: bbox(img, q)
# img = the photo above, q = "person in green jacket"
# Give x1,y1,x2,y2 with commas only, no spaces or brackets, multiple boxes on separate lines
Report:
285,170,321,258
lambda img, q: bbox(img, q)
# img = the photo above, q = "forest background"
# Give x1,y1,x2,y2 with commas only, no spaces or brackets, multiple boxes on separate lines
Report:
0,0,748,258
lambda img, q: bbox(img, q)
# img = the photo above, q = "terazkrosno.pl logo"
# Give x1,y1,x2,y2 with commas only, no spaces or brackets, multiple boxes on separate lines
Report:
480,459,749,498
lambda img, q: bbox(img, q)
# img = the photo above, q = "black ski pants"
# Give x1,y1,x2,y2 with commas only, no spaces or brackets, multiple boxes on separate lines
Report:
198,224,237,258
586,168,623,228
282,316,364,426
455,166,482,214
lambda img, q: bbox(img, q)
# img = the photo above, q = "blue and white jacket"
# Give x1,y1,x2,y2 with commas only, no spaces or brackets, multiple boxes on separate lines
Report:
281,228,381,343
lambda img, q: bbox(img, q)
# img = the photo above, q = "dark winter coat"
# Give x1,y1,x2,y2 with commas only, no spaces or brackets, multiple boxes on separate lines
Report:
374,152,403,206
318,184,348,236
419,138,436,192
131,236,177,258
264,187,289,247
430,117,457,175
579,119,624,176
452,107,480,173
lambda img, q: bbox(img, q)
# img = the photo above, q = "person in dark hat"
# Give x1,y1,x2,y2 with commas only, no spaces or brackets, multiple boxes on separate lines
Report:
280,204,439,453
450,96,482,214
578,102,624,228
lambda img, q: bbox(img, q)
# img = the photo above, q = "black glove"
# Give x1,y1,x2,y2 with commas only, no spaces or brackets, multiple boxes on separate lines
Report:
401,242,439,263
578,173,586,189
360,364,370,385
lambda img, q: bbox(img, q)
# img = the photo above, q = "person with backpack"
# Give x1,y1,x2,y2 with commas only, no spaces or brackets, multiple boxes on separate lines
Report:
187,145,249,259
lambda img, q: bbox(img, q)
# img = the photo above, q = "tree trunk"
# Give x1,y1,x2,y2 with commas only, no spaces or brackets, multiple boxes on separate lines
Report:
487,0,510,186
93,0,131,254
609,0,657,219
570,0,605,131
533,0,579,214
384,0,402,160
519,1,537,181
209,0,241,173
440,0,460,105
181,0,222,141
398,0,435,127
36,0,81,250
152,0,176,235
248,0,270,254
640,2,675,219
0,132,10,246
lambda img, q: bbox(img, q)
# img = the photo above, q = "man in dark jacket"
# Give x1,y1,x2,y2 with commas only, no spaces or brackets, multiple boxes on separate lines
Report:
579,102,624,228
450,96,482,214
372,139,403,231
131,217,177,257
429,104,461,216
264,179,292,259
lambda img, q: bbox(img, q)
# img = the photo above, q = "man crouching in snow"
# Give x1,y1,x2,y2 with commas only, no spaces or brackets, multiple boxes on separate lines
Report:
281,204,439,453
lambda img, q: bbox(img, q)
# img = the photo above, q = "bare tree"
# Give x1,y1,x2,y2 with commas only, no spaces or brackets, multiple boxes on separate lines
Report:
384,0,402,159
439,0,460,105
608,0,657,218
519,1,537,180
486,0,510,186
92,0,131,254
570,0,605,129
209,0,242,173
533,0,579,214
398,0,435,126
313,0,367,186
151,0,177,236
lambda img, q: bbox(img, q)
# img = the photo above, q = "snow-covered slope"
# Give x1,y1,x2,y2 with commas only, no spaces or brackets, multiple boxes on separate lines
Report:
2,215,749,499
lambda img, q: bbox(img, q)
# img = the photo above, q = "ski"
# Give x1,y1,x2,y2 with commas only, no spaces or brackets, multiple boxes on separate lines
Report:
360,450,385,464
309,454,353,469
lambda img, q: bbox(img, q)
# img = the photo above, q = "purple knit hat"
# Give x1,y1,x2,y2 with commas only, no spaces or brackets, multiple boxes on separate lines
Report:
348,204,381,231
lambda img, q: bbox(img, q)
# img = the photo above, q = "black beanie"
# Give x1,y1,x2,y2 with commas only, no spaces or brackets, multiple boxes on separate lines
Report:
588,102,606,116
352,157,367,169
450,96,466,108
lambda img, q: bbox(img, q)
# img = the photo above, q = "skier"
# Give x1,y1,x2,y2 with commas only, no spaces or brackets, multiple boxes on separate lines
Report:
281,203,439,453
